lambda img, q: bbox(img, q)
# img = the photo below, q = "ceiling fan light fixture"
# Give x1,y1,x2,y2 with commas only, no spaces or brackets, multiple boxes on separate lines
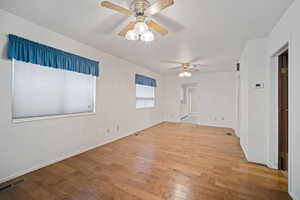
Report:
179,71,192,78
134,22,148,34
125,30,138,40
101,0,174,40
141,31,154,42
186,72,192,77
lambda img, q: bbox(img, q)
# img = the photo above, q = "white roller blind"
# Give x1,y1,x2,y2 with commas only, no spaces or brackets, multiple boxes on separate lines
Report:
12,60,96,119
136,84,155,109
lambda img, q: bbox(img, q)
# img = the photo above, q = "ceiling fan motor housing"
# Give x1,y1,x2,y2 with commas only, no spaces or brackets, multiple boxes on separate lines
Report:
183,63,191,68
131,0,150,16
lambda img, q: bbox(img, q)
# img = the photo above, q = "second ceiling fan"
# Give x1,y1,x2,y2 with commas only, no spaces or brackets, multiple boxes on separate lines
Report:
163,60,208,77
101,0,174,42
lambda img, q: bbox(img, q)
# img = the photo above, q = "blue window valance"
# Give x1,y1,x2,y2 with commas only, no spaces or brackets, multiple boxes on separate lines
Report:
7,34,99,76
135,74,157,87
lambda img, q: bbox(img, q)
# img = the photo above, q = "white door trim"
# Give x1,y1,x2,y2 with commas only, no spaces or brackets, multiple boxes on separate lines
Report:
268,39,294,196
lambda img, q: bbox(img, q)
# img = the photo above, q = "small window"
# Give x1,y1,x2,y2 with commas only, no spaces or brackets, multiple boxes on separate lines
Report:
12,60,96,119
136,84,155,109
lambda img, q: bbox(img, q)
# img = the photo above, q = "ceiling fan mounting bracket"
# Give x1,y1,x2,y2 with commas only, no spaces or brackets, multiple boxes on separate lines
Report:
131,0,150,16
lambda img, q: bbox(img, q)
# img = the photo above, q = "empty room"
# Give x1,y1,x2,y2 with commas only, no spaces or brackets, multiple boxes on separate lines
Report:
0,0,299,199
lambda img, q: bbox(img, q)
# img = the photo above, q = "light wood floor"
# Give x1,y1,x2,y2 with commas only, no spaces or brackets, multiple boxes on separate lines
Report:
0,122,290,200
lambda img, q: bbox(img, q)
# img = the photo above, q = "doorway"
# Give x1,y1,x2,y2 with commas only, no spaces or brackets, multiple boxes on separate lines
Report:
278,50,288,175
188,87,198,113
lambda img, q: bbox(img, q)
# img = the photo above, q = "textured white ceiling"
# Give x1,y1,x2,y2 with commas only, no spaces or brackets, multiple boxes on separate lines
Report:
0,0,294,74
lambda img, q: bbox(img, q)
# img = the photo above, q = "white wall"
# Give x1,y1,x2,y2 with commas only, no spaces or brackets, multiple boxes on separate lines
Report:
239,38,267,164
0,9,165,183
164,72,238,131
239,1,300,198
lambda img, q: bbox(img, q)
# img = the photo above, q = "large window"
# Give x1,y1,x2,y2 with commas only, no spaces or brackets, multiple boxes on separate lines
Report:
136,84,155,109
12,60,96,119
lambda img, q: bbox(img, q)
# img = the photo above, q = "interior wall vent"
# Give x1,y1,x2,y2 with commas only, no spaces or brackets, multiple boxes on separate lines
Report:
236,63,240,71
0,179,25,192
226,132,233,136
180,115,189,120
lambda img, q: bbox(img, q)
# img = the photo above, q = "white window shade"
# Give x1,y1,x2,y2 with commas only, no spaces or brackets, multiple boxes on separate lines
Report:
12,60,96,119
136,84,155,109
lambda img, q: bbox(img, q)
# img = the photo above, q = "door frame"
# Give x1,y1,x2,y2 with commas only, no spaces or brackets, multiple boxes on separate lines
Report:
269,41,293,194
277,49,289,172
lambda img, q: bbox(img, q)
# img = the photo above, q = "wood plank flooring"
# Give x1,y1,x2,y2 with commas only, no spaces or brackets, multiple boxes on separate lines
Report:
0,122,290,200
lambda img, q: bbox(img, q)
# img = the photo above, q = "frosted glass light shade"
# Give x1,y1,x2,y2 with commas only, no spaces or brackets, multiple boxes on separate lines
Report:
141,31,154,42
185,72,192,77
179,71,192,77
134,22,148,34
125,30,138,40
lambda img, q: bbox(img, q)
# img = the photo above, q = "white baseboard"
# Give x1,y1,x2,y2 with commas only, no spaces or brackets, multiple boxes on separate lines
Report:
0,123,161,184
290,192,299,200
240,141,249,160
266,160,278,169
0,135,124,184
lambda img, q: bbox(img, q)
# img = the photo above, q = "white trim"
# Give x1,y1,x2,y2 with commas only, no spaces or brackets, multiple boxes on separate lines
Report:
266,159,278,169
93,76,97,112
11,60,15,120
240,141,249,160
268,38,295,197
136,106,155,110
12,112,96,124
287,35,294,197
290,192,299,200
236,74,241,138
194,122,233,130
274,56,279,169
0,123,155,184
269,43,288,168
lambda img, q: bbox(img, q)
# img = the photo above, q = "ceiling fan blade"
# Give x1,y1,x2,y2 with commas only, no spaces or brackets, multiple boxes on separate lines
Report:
152,14,185,33
168,66,182,70
145,0,174,16
161,60,183,65
192,64,208,67
147,20,168,35
189,56,205,63
180,68,188,72
101,1,133,16
118,22,135,36
189,68,200,72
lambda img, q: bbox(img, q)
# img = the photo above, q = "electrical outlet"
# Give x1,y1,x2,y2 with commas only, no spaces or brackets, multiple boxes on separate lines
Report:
221,117,225,120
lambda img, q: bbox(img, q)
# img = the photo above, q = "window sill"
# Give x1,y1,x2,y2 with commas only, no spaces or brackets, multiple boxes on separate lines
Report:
12,112,96,124
136,107,155,110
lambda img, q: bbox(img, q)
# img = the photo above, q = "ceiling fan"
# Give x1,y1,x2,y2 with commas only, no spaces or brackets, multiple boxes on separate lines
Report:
100,0,174,42
163,61,208,77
